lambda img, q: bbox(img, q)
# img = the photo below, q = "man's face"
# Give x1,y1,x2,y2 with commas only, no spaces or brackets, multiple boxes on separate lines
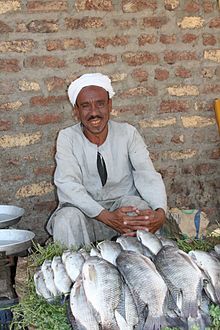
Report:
75,85,112,138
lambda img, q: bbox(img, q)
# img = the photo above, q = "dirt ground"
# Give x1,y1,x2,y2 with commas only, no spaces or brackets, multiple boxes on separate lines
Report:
15,256,29,299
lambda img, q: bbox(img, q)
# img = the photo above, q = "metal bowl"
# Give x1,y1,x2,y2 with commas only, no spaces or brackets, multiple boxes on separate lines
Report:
0,205,25,229
0,229,35,255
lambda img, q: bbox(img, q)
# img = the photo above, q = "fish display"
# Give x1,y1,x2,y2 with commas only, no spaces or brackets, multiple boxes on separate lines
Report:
33,231,220,329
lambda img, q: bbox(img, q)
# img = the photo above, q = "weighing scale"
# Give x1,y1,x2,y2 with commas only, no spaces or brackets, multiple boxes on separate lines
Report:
0,205,35,329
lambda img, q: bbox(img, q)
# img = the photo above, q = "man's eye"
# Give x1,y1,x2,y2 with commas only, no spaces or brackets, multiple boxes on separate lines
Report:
81,104,90,109
97,102,105,107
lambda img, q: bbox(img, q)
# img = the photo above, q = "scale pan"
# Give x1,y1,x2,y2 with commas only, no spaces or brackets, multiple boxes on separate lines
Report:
0,205,25,229
0,229,35,255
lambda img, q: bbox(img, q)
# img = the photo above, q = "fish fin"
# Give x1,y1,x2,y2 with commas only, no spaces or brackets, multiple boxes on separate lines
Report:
176,289,184,312
66,298,79,330
143,315,167,330
115,310,131,330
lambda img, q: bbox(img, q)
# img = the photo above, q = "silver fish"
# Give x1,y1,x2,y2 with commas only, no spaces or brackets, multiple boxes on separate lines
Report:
155,246,204,320
61,249,72,263
214,244,220,255
97,240,122,266
115,282,139,330
136,230,163,255
51,256,72,296
116,250,168,330
78,247,90,260
41,259,60,297
70,276,100,330
82,256,122,329
189,250,220,304
34,269,53,301
62,251,85,282
156,234,178,248
90,247,102,257
116,236,153,259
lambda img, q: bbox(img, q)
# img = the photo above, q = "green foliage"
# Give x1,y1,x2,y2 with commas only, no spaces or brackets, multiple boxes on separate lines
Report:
11,281,71,330
207,304,220,330
176,237,220,253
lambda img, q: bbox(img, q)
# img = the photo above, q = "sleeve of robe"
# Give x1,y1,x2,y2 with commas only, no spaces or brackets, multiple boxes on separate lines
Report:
128,127,167,213
54,130,104,218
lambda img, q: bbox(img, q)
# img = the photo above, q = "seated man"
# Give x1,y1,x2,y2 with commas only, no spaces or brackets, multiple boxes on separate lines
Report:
46,73,167,248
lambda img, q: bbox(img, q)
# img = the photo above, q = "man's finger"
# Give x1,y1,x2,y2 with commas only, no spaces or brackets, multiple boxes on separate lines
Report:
120,206,139,213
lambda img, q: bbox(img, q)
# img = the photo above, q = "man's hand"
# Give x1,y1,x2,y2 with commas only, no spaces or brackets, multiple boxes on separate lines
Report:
96,207,166,235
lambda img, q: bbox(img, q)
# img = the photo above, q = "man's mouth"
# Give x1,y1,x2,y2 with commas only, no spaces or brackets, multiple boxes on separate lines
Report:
89,117,102,125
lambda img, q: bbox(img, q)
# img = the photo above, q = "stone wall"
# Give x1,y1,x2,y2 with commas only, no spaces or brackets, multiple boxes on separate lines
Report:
0,0,219,243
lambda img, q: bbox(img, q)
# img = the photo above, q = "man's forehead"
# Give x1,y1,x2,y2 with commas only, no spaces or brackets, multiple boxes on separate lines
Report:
77,85,109,102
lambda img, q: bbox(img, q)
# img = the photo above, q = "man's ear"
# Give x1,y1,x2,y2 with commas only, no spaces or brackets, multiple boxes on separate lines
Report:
108,98,112,113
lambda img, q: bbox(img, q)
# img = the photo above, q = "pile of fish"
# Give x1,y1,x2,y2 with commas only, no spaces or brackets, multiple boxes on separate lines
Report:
33,230,220,330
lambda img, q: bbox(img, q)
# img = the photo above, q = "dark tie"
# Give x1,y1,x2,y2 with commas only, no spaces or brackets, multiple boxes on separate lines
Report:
97,151,107,186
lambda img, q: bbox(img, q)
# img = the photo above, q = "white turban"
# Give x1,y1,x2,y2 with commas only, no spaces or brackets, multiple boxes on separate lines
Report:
68,73,115,106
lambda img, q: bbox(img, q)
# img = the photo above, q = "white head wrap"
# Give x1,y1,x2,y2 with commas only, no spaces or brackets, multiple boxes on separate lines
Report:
67,73,115,106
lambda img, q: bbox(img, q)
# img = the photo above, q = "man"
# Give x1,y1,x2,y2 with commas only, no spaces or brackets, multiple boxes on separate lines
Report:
46,73,167,248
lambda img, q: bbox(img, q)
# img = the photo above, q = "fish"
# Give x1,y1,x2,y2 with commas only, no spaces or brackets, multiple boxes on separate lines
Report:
155,246,204,320
115,282,139,330
78,247,90,260
62,251,85,282
90,247,102,257
62,249,72,263
116,236,153,259
34,269,54,302
97,240,122,266
214,244,220,255
69,276,100,329
155,234,178,248
51,256,72,296
116,250,168,330
82,256,122,329
41,259,60,297
189,250,220,304
136,230,163,256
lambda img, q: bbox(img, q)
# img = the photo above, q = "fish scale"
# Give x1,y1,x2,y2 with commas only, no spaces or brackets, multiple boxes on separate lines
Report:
116,250,168,330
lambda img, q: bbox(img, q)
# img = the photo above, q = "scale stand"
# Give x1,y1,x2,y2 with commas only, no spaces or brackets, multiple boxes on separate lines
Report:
0,252,19,330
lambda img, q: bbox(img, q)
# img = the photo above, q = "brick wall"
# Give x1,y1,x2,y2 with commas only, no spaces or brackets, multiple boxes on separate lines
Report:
0,0,219,243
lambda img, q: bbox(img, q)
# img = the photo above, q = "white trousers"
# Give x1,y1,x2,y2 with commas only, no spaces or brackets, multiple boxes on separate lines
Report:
46,196,150,248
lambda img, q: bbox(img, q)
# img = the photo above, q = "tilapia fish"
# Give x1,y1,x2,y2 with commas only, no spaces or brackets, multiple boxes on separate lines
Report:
116,236,153,259
189,250,220,304
116,250,168,330
51,256,72,296
115,282,139,330
97,240,122,266
62,250,85,282
82,256,123,329
69,276,100,330
34,269,53,302
136,230,163,256
41,259,60,297
155,246,204,320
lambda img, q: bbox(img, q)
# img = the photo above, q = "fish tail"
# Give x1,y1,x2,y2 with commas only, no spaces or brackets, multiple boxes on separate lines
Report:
102,319,119,330
143,314,167,330
115,310,133,330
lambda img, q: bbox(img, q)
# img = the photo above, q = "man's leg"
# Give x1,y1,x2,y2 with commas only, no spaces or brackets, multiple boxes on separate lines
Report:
48,206,118,248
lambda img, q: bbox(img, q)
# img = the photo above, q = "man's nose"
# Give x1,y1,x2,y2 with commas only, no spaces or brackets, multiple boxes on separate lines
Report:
90,102,99,113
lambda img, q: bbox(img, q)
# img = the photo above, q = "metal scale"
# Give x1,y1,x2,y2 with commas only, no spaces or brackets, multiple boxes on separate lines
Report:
0,205,35,329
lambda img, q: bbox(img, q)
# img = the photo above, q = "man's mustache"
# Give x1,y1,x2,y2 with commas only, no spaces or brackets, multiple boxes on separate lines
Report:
88,115,102,121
